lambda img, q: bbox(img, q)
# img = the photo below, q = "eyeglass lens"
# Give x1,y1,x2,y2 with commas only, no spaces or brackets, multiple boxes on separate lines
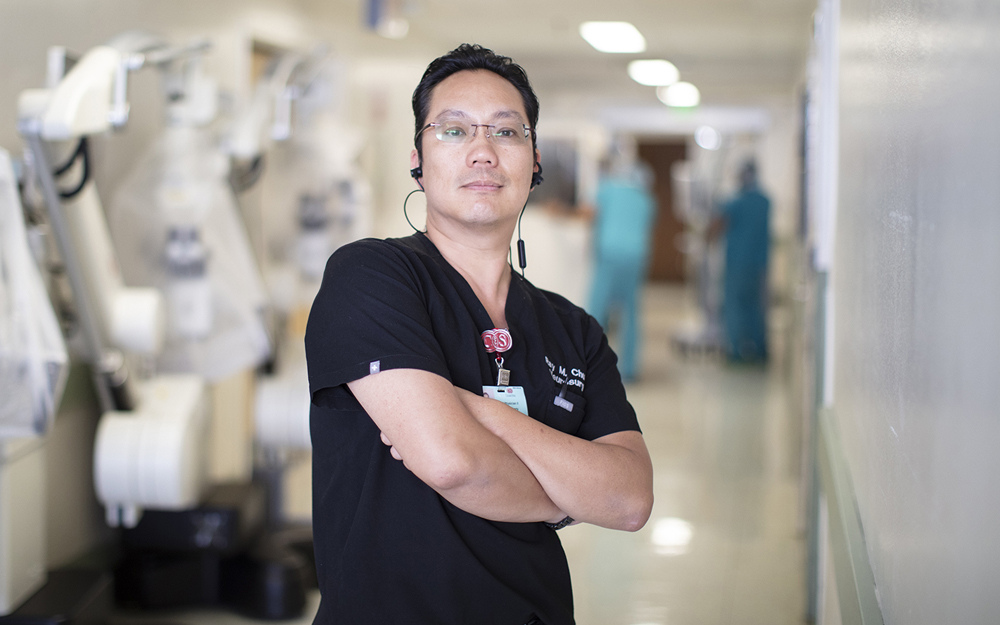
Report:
433,121,530,146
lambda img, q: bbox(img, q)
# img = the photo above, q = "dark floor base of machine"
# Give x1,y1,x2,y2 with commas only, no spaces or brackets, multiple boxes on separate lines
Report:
115,534,310,620
0,569,113,625
0,486,315,623
115,484,314,621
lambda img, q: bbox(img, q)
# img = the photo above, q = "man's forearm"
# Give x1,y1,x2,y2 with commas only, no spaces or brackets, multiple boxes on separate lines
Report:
457,389,653,531
352,369,565,524
416,431,567,524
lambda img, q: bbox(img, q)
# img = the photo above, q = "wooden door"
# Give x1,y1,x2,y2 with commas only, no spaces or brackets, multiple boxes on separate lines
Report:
638,141,688,282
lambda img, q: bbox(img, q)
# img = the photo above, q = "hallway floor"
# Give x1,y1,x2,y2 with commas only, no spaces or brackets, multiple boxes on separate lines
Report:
561,284,807,625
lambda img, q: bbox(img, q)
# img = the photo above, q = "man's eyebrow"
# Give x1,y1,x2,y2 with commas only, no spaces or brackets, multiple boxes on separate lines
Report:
434,109,472,120
491,109,525,120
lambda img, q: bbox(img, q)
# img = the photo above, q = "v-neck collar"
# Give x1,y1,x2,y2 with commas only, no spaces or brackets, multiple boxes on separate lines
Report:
412,231,519,333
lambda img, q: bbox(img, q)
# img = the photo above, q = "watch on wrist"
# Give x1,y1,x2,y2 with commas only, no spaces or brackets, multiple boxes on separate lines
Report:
544,516,574,530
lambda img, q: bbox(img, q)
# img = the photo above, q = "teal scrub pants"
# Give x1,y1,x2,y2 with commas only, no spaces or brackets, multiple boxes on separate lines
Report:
723,267,767,362
588,255,644,381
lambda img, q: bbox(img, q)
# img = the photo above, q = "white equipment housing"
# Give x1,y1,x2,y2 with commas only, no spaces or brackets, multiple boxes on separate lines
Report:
94,375,207,527
0,439,46,614
18,42,209,531
62,184,165,355
255,341,311,450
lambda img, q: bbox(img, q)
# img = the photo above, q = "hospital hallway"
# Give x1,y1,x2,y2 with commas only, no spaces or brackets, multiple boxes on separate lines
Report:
561,283,805,625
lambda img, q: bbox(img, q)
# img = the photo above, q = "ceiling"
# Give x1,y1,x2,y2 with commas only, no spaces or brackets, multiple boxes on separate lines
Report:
303,0,816,110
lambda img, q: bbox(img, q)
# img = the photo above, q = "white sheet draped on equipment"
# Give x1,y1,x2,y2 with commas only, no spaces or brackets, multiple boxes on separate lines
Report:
0,148,68,437
108,127,270,381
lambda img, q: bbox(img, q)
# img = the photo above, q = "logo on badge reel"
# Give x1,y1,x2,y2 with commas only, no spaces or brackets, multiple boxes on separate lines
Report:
481,328,512,353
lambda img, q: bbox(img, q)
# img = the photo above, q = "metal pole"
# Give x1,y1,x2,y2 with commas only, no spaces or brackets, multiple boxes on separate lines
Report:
23,130,115,414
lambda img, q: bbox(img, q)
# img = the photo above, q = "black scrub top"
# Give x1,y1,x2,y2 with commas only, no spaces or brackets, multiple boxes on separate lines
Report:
305,232,640,625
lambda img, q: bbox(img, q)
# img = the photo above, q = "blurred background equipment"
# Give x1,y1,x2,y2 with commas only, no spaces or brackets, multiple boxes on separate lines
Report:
108,51,270,382
0,149,68,439
0,147,68,616
6,33,321,623
13,36,209,623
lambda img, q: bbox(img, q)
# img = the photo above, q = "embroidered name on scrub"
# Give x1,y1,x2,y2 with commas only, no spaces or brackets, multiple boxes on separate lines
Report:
482,385,529,416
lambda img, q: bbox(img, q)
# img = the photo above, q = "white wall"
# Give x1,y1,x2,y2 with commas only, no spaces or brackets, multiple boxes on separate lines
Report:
833,0,1000,621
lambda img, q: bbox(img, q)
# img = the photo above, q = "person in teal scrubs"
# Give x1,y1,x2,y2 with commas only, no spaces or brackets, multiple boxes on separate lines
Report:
713,160,770,363
587,146,657,381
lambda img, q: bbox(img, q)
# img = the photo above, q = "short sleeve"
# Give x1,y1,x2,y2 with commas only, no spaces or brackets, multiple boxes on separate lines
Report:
574,314,641,441
305,240,451,402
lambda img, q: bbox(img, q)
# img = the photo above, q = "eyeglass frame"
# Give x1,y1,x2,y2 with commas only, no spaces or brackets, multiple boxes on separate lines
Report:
416,121,536,146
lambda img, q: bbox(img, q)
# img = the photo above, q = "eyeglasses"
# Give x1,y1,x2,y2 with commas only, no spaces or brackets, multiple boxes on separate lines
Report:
418,120,533,147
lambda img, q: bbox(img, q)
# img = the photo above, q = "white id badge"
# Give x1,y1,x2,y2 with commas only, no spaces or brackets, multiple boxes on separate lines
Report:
482,385,529,416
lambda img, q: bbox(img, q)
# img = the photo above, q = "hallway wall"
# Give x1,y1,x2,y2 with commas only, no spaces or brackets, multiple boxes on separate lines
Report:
833,0,1000,622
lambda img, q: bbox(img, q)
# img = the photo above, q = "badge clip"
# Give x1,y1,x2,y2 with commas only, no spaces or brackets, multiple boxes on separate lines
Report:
496,355,510,386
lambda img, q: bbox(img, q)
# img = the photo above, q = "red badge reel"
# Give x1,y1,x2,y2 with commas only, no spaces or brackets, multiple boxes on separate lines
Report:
481,329,512,385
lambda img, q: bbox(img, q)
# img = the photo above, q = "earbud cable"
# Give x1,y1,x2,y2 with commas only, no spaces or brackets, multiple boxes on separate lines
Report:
403,189,425,233
516,198,528,277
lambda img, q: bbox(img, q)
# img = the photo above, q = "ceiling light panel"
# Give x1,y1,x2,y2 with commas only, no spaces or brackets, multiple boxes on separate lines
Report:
579,22,646,53
657,82,701,108
628,60,679,86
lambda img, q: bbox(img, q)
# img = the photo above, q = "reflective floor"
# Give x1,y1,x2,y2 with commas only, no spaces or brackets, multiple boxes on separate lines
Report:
561,284,807,625
116,283,807,625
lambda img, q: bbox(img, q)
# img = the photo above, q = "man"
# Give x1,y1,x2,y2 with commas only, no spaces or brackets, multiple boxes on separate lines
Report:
587,137,657,382
710,160,770,362
305,44,653,625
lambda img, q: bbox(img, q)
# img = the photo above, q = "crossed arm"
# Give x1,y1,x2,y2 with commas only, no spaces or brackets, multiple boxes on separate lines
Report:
347,368,653,531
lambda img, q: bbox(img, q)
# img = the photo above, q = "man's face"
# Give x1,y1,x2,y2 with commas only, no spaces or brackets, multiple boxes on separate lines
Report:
411,69,539,232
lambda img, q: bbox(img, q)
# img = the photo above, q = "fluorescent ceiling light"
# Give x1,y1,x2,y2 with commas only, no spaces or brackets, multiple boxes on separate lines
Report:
628,60,679,86
579,22,646,53
657,82,700,108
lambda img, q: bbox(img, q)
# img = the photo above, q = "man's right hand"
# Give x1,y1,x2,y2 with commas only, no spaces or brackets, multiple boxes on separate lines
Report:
379,431,402,460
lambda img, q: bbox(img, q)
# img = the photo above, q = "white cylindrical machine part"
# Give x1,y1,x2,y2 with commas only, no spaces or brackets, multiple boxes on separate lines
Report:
255,370,311,449
62,183,166,355
93,374,207,525
111,288,165,355
92,411,142,511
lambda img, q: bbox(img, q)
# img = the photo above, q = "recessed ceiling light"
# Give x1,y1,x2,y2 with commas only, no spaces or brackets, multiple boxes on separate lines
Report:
627,60,679,86
579,22,646,53
657,82,700,108
695,126,722,150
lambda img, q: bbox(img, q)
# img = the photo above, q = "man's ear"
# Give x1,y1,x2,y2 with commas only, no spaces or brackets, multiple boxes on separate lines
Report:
410,149,424,190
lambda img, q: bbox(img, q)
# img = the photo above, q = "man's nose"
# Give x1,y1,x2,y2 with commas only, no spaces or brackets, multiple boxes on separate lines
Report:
467,131,498,166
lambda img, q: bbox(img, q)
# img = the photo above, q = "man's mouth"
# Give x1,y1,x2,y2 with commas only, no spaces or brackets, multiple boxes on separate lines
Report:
462,179,504,190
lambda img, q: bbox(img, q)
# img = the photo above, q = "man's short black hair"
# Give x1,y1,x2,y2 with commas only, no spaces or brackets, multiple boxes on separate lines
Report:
412,43,539,162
